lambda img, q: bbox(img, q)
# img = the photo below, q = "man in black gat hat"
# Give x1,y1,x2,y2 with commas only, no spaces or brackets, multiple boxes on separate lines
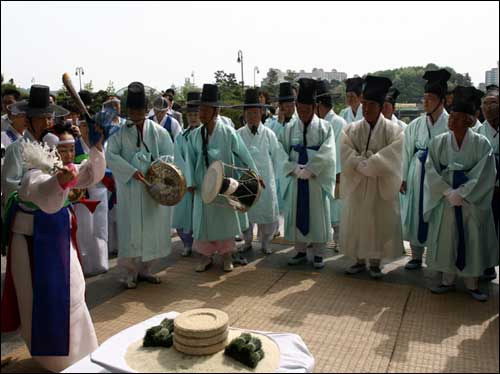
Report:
172,91,202,258
279,78,336,270
477,84,500,282
382,87,408,129
265,82,297,136
184,83,258,273
105,81,175,289
425,86,498,302
401,69,451,271
341,76,405,279
2,85,70,199
315,79,347,251
340,77,364,124
234,88,287,257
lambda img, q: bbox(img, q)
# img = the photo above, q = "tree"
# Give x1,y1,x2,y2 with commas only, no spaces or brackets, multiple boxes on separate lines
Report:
284,70,298,83
261,69,279,98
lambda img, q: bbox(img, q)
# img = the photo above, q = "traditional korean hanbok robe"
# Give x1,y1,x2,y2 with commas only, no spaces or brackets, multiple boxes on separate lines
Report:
340,114,405,260
340,104,363,124
424,129,498,278
476,120,499,232
391,114,408,130
324,110,347,228
401,111,449,248
172,127,196,239
1,146,105,373
73,137,109,276
186,121,257,244
1,124,23,149
105,119,174,263
237,124,287,243
278,114,336,244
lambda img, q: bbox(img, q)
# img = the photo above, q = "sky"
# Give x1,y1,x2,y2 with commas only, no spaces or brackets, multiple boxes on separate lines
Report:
1,1,499,92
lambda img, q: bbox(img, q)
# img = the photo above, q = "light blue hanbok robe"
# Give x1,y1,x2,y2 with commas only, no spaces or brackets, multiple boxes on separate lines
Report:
401,110,449,246
278,115,336,243
105,119,174,262
471,119,482,132
172,127,197,232
324,110,347,225
186,121,257,241
424,129,498,277
476,120,499,188
340,104,363,124
237,124,287,225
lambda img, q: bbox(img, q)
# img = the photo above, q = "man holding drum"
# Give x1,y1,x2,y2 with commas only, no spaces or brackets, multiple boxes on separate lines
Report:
106,82,174,289
185,84,258,273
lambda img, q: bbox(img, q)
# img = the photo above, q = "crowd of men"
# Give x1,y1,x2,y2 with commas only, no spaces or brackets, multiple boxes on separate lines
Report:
0,69,498,372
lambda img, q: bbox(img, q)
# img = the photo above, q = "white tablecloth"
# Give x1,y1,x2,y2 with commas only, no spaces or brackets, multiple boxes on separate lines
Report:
62,311,314,373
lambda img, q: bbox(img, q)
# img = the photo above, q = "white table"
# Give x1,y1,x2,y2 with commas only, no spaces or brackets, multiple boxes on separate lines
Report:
62,312,315,373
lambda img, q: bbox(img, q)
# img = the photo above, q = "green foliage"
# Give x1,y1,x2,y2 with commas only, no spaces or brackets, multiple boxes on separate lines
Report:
142,319,174,348
225,333,265,369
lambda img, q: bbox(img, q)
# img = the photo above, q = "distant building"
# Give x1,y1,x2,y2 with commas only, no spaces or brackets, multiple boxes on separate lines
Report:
262,67,347,85
485,61,499,86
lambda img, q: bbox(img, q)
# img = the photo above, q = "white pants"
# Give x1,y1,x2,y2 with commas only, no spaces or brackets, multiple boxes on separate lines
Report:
243,222,277,250
442,272,478,290
118,257,159,281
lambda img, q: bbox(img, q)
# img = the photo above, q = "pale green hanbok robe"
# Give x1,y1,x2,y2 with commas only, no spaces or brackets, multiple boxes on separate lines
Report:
237,124,287,224
172,127,197,231
278,115,336,243
186,121,257,241
324,110,347,225
340,115,405,260
424,129,498,277
340,104,363,124
401,110,449,246
476,121,499,187
105,119,174,262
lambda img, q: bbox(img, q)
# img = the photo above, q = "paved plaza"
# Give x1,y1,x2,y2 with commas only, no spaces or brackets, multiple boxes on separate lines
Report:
1,232,498,373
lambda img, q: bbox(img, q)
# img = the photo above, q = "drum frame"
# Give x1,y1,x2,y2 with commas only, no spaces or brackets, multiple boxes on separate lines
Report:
202,160,262,213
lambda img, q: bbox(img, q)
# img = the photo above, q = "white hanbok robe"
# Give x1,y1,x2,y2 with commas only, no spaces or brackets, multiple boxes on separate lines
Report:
5,146,105,372
105,119,174,262
237,124,287,225
73,139,109,276
340,114,405,260
391,114,408,130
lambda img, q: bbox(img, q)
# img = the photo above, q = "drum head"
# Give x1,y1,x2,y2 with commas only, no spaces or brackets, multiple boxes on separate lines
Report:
202,161,224,204
146,160,186,206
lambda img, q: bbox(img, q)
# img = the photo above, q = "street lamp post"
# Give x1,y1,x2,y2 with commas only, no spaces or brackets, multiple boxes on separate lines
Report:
237,50,244,92
253,66,260,87
191,71,195,86
75,67,85,91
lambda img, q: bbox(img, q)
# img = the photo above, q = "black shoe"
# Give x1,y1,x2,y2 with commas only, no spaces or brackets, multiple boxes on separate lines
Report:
288,252,307,265
405,259,423,270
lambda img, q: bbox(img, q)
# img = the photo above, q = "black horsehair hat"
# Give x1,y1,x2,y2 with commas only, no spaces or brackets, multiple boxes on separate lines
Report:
187,84,227,107
345,77,364,95
452,86,484,116
9,84,69,118
126,82,148,110
423,69,451,98
234,88,272,109
297,78,317,105
277,82,296,102
363,76,393,106
385,87,401,106
182,91,201,112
